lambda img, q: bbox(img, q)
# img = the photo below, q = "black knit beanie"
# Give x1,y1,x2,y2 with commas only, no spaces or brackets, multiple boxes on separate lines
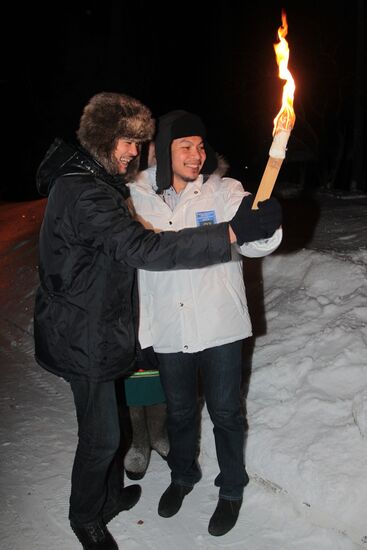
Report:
155,110,217,192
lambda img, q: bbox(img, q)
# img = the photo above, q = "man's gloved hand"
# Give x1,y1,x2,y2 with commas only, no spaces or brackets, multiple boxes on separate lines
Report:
230,194,282,245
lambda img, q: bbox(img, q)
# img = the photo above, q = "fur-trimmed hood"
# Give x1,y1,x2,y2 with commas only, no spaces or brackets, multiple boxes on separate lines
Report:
130,160,229,198
36,138,131,198
76,92,155,177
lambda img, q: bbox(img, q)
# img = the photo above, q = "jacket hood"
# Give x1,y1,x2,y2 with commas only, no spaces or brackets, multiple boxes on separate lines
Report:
36,138,130,198
76,92,155,176
154,110,217,192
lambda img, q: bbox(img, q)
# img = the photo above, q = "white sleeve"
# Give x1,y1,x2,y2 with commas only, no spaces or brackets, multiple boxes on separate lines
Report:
236,227,283,258
222,177,248,218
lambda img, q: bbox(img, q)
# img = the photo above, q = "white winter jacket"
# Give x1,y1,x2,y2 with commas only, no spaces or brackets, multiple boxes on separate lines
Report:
128,166,282,353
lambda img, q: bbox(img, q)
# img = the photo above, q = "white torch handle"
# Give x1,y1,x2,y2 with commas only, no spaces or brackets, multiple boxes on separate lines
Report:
252,130,291,209
269,129,291,159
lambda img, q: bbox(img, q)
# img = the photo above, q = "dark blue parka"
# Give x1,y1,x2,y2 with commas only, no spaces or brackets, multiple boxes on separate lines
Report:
34,139,231,382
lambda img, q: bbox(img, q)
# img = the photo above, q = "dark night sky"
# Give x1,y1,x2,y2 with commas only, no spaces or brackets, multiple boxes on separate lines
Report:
6,0,366,198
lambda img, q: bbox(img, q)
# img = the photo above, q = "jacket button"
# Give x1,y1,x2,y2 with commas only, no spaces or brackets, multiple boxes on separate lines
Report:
169,221,173,225
194,190,198,194
179,302,184,307
184,345,188,349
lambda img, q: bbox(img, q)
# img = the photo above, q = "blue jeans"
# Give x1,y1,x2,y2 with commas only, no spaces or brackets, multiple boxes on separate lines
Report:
69,379,123,524
157,340,249,500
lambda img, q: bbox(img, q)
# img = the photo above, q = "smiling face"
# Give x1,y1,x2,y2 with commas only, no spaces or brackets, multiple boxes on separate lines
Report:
112,138,140,174
170,136,206,192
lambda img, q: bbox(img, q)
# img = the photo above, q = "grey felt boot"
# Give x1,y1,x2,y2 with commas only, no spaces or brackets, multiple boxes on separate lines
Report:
124,406,151,480
145,403,169,459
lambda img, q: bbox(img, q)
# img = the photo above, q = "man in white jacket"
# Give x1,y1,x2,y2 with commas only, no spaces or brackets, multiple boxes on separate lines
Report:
128,110,282,536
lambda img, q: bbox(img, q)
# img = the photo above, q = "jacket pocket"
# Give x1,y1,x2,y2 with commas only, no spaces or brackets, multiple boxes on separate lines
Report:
222,276,249,321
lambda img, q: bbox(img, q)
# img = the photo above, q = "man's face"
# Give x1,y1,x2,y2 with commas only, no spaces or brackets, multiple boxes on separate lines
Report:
113,138,140,174
171,136,206,187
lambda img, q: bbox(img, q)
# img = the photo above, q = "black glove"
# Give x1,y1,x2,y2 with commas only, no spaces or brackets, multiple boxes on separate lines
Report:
230,195,282,245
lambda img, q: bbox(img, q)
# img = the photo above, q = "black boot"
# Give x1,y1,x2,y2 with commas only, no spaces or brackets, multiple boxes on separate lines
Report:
103,484,142,524
208,498,243,536
70,518,118,549
158,482,193,518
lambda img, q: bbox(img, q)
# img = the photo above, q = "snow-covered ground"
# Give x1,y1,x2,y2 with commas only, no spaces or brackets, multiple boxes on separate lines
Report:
1,193,367,550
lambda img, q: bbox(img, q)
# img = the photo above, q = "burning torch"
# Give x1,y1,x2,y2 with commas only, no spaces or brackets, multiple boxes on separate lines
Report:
252,10,296,209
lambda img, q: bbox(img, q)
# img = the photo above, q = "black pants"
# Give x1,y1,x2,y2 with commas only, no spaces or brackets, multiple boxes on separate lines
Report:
68,379,123,525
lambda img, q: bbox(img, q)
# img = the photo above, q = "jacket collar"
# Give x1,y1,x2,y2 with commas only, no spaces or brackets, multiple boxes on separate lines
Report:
36,138,130,198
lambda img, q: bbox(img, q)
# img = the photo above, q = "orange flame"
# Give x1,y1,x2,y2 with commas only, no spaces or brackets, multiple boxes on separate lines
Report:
273,10,296,135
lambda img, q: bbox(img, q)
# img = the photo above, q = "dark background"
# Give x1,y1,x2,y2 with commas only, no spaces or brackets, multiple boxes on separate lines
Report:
5,0,367,199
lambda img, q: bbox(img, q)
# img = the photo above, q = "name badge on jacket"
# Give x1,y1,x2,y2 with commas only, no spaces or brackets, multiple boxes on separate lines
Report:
195,210,217,226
